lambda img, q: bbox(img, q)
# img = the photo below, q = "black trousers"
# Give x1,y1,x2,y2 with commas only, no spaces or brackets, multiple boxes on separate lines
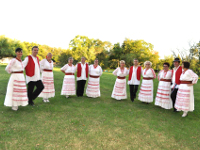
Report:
76,80,86,96
28,80,44,104
171,88,178,111
129,85,139,101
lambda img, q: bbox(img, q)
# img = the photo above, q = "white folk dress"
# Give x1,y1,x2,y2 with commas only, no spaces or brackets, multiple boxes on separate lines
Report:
175,69,198,112
111,67,129,100
155,70,173,109
86,65,103,98
138,68,156,103
61,64,76,96
4,58,28,107
38,59,55,99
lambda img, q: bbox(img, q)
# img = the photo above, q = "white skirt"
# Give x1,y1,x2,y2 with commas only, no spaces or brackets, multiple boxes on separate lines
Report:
39,71,55,99
111,78,127,100
4,73,28,107
138,79,153,103
155,81,172,109
175,84,194,112
61,75,76,96
86,77,100,98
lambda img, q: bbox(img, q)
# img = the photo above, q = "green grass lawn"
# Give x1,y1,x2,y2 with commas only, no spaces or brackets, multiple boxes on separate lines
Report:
0,64,200,150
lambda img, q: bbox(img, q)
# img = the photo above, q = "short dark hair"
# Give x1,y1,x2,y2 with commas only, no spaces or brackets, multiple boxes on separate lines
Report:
163,62,170,67
32,46,39,50
15,48,22,52
134,59,138,61
182,61,190,69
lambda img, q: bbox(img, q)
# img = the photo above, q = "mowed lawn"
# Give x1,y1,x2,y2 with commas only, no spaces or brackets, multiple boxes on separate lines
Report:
0,64,200,150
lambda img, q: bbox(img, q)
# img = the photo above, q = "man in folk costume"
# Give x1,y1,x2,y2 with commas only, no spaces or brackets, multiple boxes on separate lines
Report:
76,57,89,97
171,58,182,112
23,46,44,106
128,59,142,102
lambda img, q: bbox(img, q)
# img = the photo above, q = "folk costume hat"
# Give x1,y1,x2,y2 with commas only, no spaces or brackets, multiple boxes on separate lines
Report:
173,58,180,63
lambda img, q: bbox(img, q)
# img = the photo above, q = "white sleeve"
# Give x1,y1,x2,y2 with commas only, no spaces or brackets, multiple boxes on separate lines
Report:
61,64,68,71
141,68,144,76
157,70,162,80
89,65,92,74
5,59,15,74
99,66,103,76
188,70,198,84
113,68,119,76
40,59,45,71
22,57,29,68
125,68,129,76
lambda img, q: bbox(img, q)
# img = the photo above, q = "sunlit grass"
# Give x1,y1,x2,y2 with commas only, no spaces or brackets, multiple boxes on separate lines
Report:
0,64,200,149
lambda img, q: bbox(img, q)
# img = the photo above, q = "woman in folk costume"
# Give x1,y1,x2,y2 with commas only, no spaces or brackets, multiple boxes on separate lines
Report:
111,60,129,100
138,61,156,103
175,62,198,117
155,62,173,109
61,57,76,98
86,58,103,98
4,48,28,111
38,53,55,102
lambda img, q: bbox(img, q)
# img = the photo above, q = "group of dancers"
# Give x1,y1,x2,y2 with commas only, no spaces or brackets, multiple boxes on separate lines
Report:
4,46,198,118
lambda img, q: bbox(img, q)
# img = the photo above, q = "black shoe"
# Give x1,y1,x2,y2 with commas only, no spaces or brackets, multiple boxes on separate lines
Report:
29,102,35,106
173,109,178,112
131,99,134,102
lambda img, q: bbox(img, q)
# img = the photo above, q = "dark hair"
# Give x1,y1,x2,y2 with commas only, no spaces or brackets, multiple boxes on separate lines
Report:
134,59,138,61
32,46,39,50
163,62,170,67
182,61,190,69
15,48,22,52
173,58,180,63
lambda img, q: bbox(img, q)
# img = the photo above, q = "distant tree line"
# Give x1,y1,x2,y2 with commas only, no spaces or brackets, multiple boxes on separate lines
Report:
1,35,199,74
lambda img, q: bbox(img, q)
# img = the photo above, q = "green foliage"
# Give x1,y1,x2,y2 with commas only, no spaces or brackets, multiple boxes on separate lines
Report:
0,35,178,72
69,35,113,66
109,39,160,69
158,55,174,70
57,50,73,66
172,41,200,75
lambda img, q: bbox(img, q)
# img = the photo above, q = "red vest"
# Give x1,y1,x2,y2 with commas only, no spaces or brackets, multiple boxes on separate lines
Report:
128,66,142,81
172,66,182,85
77,63,88,78
25,55,40,77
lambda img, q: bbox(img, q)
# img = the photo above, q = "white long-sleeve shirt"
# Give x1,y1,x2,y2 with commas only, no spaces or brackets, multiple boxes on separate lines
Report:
75,62,88,81
23,55,41,83
171,66,181,89
40,59,53,71
128,66,143,85
89,65,102,76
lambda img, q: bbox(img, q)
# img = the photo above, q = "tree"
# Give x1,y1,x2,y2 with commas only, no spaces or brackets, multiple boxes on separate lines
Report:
57,49,73,66
69,35,113,65
109,39,160,69
171,41,200,74
0,35,12,59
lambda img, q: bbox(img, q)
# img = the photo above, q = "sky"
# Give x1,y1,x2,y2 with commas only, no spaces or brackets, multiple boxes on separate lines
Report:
0,0,200,59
